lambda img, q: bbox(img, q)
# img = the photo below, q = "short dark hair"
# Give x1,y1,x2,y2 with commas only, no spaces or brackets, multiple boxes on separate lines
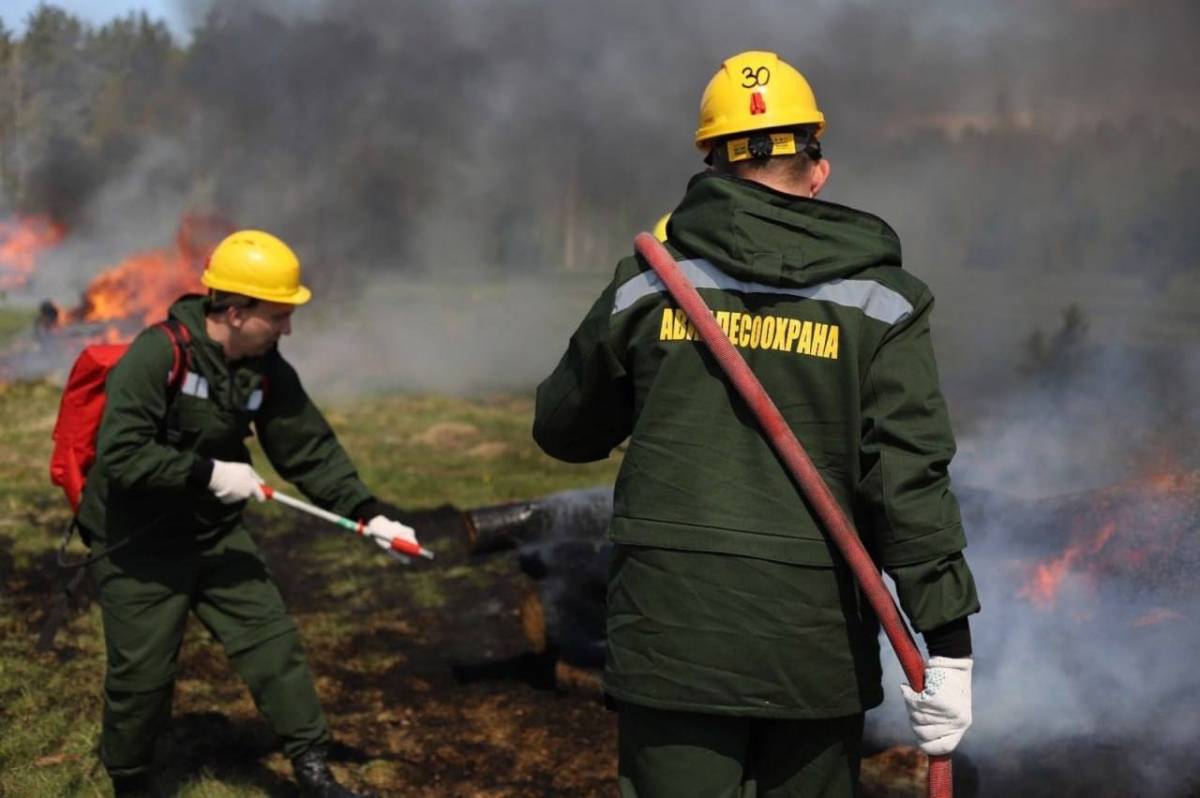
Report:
206,290,259,314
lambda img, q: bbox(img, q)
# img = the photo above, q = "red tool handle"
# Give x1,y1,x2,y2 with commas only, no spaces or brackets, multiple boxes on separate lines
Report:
388,537,423,558
633,233,952,798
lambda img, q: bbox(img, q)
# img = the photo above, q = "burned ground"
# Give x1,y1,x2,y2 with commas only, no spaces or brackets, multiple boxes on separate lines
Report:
3,380,1200,797
8,512,618,797
0,384,625,798
192,518,618,797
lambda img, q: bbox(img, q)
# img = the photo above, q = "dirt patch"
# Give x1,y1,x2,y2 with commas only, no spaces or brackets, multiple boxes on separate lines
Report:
467,442,509,460
411,422,481,450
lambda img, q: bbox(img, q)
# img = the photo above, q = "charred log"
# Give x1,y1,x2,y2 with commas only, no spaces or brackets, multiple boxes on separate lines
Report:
465,487,612,555
451,583,605,699
34,300,59,340
466,499,538,555
461,489,613,668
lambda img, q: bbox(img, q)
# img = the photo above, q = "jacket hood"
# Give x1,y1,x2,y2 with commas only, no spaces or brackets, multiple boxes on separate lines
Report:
667,171,902,288
167,294,238,376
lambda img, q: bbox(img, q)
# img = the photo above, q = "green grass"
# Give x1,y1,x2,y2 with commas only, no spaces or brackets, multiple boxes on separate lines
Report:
0,306,35,347
0,380,620,797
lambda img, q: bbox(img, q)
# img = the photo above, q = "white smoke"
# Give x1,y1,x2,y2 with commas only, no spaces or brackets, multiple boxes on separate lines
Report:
869,350,1200,796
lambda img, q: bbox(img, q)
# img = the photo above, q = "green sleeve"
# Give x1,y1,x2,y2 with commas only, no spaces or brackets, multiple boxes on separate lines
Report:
255,357,372,517
858,289,980,630
533,279,634,463
889,553,979,634
95,328,206,492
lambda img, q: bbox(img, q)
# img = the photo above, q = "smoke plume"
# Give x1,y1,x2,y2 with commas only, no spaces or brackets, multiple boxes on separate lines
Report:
3,0,1197,398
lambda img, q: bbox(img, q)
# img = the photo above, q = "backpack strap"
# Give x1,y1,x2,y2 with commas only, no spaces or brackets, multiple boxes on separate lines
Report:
156,319,191,387
154,320,192,445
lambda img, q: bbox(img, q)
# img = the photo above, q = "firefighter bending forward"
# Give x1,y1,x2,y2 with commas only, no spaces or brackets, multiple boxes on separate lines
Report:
534,52,980,797
78,230,416,798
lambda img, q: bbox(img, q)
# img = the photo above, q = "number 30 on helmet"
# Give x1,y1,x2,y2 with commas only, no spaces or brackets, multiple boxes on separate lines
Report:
694,50,826,152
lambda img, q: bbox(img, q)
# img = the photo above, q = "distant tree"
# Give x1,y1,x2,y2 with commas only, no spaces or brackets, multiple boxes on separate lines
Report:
87,12,181,161
0,18,15,207
2,6,187,220
19,5,85,87
88,13,179,133
10,6,92,217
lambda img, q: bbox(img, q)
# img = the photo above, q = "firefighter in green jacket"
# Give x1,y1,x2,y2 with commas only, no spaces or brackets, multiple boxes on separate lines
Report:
534,51,979,797
79,230,416,798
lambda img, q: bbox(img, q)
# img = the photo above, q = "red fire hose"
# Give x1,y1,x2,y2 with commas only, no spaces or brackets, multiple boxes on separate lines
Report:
633,233,953,798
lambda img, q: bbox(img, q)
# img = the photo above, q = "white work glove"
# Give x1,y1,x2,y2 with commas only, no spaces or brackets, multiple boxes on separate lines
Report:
207,460,265,504
900,656,973,756
364,515,420,562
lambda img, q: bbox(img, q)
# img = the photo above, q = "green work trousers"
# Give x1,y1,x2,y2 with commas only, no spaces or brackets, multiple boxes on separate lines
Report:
617,703,864,798
90,524,329,777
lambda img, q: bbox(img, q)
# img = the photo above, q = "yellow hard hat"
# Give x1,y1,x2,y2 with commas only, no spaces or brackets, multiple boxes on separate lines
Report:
652,214,671,243
694,51,825,152
201,229,312,305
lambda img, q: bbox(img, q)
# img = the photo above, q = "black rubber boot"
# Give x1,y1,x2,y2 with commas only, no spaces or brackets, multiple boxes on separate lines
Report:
292,746,377,798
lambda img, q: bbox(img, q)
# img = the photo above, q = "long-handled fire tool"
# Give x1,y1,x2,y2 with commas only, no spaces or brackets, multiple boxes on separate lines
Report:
261,485,435,561
633,233,953,798
36,488,435,652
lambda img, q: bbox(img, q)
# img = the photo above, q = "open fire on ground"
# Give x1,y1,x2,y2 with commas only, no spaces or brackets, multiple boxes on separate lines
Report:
0,213,233,381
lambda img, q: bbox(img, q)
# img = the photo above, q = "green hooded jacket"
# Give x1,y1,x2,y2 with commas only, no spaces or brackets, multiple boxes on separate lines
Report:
534,171,979,717
77,294,372,543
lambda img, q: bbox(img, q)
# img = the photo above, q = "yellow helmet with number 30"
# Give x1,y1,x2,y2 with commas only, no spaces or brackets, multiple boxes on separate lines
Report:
694,51,825,151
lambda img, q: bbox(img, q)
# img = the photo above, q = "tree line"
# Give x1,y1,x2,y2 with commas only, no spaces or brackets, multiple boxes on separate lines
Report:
0,4,1196,282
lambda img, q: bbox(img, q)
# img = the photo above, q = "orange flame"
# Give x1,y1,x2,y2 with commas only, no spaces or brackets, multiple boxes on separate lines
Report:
1016,470,1196,608
64,213,233,330
71,249,198,324
1131,607,1184,628
1018,521,1117,607
0,215,67,290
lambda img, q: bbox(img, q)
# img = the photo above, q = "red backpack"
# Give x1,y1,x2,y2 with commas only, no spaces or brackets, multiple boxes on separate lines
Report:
49,320,191,513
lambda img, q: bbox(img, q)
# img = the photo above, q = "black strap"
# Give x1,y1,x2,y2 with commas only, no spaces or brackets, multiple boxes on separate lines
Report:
56,511,174,570
35,564,91,652
42,511,172,651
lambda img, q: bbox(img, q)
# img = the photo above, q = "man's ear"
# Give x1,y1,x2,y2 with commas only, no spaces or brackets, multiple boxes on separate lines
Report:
225,305,246,330
810,158,832,198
